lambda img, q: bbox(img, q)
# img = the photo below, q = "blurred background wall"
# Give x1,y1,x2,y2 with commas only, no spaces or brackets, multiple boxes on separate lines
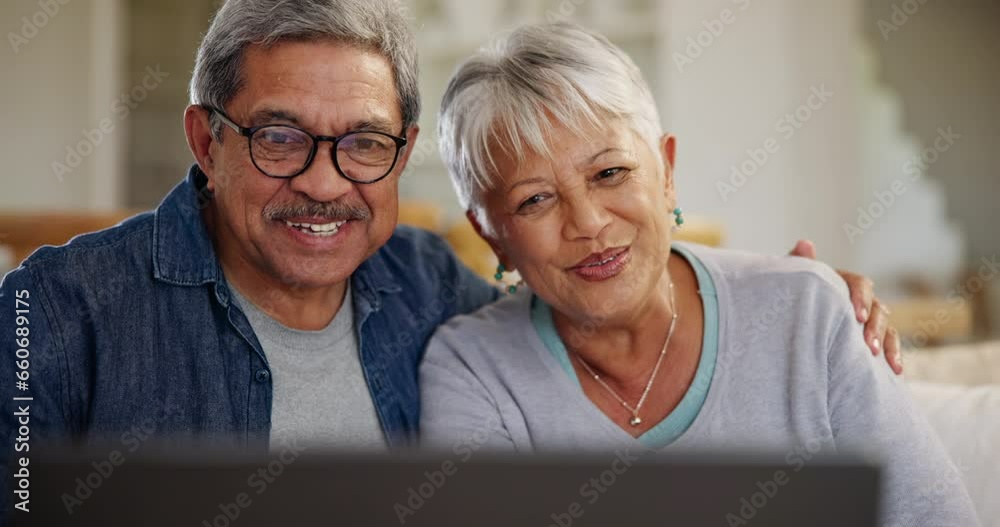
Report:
1,0,998,340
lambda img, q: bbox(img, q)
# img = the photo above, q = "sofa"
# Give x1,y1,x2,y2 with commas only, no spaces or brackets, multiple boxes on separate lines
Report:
905,342,1000,526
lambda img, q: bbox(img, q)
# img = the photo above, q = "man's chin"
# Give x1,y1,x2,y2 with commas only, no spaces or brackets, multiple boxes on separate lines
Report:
264,249,363,291
252,219,382,290
269,265,356,291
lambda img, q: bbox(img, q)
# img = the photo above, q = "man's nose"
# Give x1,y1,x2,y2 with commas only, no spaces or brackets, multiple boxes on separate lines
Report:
287,144,354,203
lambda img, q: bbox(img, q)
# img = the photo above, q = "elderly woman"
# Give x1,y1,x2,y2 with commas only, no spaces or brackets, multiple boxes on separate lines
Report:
420,22,978,526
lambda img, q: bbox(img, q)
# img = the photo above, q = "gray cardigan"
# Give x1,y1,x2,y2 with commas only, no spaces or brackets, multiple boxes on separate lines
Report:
420,243,979,526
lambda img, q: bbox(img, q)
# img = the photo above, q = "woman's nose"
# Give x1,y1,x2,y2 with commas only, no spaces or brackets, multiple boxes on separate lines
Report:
563,195,611,240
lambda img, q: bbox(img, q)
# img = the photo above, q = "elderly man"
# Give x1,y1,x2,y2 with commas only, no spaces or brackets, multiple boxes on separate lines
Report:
0,0,895,487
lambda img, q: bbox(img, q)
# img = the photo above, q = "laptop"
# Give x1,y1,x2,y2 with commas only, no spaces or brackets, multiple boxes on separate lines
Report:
11,448,879,526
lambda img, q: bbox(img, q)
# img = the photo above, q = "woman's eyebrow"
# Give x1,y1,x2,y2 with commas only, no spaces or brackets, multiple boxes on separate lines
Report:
506,177,547,194
583,147,626,166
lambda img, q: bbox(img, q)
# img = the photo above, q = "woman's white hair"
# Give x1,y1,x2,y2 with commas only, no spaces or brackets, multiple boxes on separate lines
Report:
438,22,663,234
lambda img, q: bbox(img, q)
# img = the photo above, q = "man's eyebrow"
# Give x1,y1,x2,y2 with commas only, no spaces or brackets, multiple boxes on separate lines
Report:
348,118,398,134
246,109,400,134
247,108,301,126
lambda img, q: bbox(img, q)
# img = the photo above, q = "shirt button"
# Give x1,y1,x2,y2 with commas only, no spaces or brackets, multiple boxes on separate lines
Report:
255,370,270,383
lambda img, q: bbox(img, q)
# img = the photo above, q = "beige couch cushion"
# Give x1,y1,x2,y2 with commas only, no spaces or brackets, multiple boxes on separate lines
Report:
903,341,1000,386
907,381,1000,526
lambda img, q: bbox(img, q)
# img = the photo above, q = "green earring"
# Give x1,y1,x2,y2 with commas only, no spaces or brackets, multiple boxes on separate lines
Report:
495,264,518,294
673,207,684,227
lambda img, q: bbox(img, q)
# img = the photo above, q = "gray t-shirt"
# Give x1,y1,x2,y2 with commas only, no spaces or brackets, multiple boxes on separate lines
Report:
420,242,979,527
231,285,385,451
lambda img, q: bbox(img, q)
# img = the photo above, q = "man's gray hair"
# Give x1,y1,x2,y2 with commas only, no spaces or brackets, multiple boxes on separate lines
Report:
438,22,663,230
190,0,420,138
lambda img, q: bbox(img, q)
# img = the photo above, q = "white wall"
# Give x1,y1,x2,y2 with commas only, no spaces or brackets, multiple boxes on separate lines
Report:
660,0,863,268
864,0,1000,334
0,0,125,211
865,0,1000,267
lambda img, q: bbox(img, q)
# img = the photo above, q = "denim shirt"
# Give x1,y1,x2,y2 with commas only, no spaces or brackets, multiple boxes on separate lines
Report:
0,166,498,471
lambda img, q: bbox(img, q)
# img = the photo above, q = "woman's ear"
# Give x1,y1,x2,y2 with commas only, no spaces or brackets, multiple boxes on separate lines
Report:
466,209,511,270
660,134,677,181
659,133,677,199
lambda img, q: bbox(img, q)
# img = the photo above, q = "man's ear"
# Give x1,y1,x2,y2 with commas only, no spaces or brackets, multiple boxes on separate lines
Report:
184,105,217,180
396,124,421,172
466,209,510,270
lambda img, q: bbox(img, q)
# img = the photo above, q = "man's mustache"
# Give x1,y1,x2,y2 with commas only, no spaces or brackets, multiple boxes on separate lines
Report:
263,200,371,222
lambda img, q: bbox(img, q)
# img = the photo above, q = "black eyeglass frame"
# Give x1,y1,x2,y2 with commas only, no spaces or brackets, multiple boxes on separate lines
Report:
207,106,408,183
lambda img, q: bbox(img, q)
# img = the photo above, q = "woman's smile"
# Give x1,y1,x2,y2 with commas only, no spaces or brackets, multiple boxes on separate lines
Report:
568,246,631,282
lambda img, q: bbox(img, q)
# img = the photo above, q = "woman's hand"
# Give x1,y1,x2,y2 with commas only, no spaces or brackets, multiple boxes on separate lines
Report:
789,240,903,375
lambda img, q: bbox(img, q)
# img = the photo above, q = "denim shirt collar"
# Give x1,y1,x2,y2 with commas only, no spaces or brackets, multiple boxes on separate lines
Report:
152,165,222,287
151,164,401,308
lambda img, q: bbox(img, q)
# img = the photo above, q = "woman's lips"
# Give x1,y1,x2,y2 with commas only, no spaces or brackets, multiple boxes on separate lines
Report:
570,247,631,282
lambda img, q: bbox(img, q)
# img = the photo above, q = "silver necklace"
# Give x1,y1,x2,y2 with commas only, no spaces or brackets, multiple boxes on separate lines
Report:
573,282,677,427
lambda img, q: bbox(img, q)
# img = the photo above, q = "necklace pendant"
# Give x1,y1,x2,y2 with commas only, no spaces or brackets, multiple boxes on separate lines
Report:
629,415,642,426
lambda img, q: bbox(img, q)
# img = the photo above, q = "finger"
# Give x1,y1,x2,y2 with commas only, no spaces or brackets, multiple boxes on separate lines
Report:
864,299,890,356
839,271,875,323
884,326,903,375
789,239,817,259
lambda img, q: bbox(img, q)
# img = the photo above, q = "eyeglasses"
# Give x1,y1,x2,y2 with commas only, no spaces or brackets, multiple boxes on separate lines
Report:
208,107,407,183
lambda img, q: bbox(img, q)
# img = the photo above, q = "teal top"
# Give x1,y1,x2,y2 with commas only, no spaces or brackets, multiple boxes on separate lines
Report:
530,244,719,449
